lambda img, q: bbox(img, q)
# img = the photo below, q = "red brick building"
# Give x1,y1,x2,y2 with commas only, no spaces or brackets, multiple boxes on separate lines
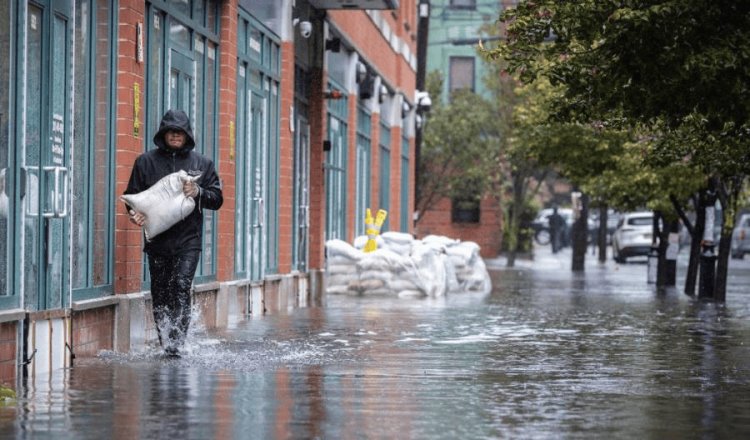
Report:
0,0,416,386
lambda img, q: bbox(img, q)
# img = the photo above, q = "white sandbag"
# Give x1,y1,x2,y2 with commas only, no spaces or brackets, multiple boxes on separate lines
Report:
422,234,459,248
359,270,395,283
388,278,421,292
380,232,414,255
326,284,359,295
446,241,479,266
120,171,200,241
325,274,357,288
326,264,358,275
325,239,363,262
357,249,413,272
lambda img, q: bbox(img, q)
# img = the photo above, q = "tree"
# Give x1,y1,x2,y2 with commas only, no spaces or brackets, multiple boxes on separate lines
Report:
490,0,750,299
415,72,496,225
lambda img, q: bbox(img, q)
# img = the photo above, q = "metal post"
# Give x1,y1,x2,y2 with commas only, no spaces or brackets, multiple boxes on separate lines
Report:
699,190,717,299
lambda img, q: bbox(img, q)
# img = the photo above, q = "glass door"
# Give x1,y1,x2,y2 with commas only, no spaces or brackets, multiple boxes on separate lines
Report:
292,115,310,272
169,49,194,117
20,0,72,311
248,89,266,281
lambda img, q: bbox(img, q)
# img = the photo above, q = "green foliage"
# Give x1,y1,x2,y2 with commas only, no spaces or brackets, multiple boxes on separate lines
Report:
490,0,750,184
416,71,499,218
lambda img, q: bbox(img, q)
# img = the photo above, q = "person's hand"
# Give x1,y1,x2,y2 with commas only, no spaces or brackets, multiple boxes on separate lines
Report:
128,209,146,227
183,180,199,198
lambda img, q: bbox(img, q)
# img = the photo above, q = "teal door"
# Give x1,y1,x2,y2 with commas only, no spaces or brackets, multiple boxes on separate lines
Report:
292,116,310,272
169,49,194,117
248,90,266,281
20,0,72,311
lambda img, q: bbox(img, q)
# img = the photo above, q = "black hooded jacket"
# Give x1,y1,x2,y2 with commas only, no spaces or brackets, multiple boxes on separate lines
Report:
124,109,223,256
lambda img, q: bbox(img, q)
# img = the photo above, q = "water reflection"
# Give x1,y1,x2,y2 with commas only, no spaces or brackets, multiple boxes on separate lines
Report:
2,258,750,439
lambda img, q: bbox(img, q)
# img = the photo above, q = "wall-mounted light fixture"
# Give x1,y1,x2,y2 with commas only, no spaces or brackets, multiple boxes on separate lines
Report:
378,84,388,104
356,61,367,84
401,100,411,119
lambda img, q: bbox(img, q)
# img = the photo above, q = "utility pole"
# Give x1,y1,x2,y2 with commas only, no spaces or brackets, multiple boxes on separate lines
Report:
414,0,430,228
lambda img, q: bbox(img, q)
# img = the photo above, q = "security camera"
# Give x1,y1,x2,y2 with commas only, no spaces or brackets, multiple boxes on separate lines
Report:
299,21,312,39
415,91,432,112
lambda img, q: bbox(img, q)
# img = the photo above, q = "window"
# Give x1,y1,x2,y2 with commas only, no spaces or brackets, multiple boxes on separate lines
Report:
450,0,476,10
452,196,480,223
0,0,10,299
71,0,116,299
451,175,482,223
325,81,349,242
449,56,475,92
355,105,372,237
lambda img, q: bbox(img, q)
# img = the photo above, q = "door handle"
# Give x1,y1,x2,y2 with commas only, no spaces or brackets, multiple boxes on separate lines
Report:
42,166,68,218
258,198,265,228
252,197,262,228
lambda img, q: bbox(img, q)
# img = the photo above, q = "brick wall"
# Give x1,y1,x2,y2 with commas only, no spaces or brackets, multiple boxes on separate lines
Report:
277,41,296,273
417,195,503,257
114,0,147,294
216,0,238,281
72,307,115,357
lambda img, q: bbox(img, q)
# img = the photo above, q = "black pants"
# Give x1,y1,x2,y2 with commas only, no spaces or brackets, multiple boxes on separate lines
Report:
147,250,200,349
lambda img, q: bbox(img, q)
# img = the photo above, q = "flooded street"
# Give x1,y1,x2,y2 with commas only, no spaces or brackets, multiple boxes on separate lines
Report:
3,248,750,439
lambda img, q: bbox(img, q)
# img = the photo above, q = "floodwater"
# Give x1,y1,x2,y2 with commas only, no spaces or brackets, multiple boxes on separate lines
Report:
2,249,750,439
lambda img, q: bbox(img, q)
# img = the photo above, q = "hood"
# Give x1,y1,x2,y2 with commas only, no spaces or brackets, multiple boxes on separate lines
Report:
153,109,196,152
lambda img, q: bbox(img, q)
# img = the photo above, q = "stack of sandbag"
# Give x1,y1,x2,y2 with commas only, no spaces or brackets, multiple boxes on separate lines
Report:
380,231,415,255
355,248,426,297
324,239,362,295
325,233,491,297
424,236,491,294
325,239,436,297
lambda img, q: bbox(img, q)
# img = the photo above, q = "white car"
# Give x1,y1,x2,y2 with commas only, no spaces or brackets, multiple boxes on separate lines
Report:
731,213,750,259
612,212,654,263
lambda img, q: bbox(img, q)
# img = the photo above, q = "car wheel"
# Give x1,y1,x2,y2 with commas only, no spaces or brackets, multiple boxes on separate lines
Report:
613,244,626,263
535,229,551,246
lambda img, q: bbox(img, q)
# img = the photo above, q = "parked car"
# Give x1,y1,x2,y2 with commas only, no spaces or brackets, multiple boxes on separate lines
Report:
612,212,654,263
731,213,750,259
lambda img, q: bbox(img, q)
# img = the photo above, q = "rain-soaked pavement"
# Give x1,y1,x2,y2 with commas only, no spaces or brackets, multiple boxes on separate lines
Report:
2,246,750,439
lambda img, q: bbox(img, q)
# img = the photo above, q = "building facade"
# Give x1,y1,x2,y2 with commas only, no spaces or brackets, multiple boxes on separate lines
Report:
0,0,417,386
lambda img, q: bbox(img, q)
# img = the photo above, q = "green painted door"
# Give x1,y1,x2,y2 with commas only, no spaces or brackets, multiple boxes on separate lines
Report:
292,116,310,272
20,0,72,311
248,89,266,281
169,49,194,117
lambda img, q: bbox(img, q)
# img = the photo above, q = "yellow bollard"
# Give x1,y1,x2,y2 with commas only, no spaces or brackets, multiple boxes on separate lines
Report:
363,208,388,253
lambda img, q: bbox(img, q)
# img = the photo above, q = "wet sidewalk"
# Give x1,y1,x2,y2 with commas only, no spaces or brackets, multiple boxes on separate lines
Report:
2,245,750,439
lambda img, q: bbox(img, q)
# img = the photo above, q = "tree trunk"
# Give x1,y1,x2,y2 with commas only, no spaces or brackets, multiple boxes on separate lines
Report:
715,231,731,301
655,211,669,289
597,205,608,263
571,193,589,271
685,200,704,296
505,174,525,268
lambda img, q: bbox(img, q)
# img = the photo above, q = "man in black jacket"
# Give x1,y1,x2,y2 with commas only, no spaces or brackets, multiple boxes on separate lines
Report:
124,109,223,356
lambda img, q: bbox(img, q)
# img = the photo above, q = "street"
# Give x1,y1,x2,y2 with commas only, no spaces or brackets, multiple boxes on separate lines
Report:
2,245,750,439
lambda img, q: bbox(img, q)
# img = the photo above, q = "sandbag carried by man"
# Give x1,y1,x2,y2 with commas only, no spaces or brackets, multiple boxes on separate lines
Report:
123,109,223,357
